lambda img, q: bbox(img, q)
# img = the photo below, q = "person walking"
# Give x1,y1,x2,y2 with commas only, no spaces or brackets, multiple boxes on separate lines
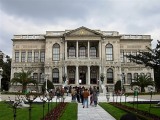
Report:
92,87,98,107
80,87,84,104
82,89,90,108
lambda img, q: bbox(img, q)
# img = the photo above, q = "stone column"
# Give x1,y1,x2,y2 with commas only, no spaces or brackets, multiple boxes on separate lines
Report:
76,65,79,85
65,65,67,75
25,51,27,62
99,41,101,59
39,50,41,62
88,41,90,59
99,66,101,81
88,66,90,85
65,41,67,60
76,41,78,59
19,50,21,62
48,66,51,82
65,65,67,83
32,50,34,62
99,66,102,93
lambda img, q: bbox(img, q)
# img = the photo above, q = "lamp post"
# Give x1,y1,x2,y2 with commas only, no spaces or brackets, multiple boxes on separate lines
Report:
120,73,125,104
39,95,47,119
25,93,37,120
149,86,153,113
135,86,139,110
8,96,21,120
42,73,49,94
0,67,3,91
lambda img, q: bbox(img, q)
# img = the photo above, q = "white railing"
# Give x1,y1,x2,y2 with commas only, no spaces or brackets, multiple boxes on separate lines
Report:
13,35,45,39
121,35,151,39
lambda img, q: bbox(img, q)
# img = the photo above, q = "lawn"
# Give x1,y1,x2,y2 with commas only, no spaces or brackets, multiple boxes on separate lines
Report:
0,101,78,120
0,101,56,120
121,102,160,117
99,102,127,120
60,102,77,120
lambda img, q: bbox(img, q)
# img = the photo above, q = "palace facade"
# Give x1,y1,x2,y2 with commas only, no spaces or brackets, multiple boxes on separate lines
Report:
11,26,154,92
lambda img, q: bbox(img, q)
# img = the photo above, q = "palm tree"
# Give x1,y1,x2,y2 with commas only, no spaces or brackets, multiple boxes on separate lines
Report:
10,69,37,93
131,74,154,92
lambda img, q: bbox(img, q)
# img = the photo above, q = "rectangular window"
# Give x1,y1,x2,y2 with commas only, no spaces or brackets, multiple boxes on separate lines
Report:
53,48,60,61
106,47,113,61
15,51,19,62
69,49,76,57
120,51,125,63
40,51,45,62
21,51,26,62
39,73,44,83
79,47,86,58
27,51,32,62
33,73,38,81
34,51,39,62
126,52,131,63
127,73,132,84
53,69,59,83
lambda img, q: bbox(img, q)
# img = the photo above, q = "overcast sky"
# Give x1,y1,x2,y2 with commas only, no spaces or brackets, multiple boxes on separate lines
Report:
0,0,160,57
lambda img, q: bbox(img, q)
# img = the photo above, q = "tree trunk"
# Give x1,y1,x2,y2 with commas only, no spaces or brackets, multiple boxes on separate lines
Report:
141,87,145,92
22,85,27,93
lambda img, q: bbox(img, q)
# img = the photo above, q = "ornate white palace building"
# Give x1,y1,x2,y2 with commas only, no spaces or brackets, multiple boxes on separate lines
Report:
11,26,154,92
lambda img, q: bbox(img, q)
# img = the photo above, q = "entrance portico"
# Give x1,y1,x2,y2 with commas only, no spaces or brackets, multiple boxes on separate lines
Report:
67,66,99,85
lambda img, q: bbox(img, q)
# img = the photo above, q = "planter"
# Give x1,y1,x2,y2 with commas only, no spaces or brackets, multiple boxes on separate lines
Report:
42,102,68,120
110,102,160,120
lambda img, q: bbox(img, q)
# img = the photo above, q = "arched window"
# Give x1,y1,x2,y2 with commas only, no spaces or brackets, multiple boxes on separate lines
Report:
90,47,97,58
52,68,59,83
69,69,75,84
69,46,76,57
14,72,18,77
140,72,144,76
79,46,86,58
90,69,97,84
107,68,113,83
133,73,138,82
127,73,132,84
52,44,60,61
106,44,113,61
146,73,151,78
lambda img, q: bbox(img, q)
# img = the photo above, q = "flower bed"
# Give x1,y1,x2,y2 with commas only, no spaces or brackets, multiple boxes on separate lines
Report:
110,102,160,120
42,102,68,120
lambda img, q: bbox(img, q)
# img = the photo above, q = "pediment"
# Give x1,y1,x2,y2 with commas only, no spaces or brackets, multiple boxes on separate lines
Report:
64,26,103,36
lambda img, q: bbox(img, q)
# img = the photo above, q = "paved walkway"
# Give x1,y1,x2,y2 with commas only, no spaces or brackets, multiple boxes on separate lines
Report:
78,103,115,120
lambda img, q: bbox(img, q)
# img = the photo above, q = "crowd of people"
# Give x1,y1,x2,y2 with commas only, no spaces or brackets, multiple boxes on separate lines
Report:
66,86,98,108
50,85,99,108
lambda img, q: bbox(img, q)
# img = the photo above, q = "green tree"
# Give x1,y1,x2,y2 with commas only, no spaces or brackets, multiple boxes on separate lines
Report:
1,55,11,91
127,40,160,92
131,74,154,92
115,80,121,93
42,80,54,93
10,69,37,93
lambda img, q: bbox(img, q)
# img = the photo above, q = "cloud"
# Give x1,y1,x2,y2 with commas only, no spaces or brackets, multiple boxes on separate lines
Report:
0,0,160,57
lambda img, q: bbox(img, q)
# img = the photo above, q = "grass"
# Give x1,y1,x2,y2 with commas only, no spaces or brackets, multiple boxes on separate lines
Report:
0,101,56,120
99,102,127,120
0,101,78,120
60,103,78,120
122,102,160,117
